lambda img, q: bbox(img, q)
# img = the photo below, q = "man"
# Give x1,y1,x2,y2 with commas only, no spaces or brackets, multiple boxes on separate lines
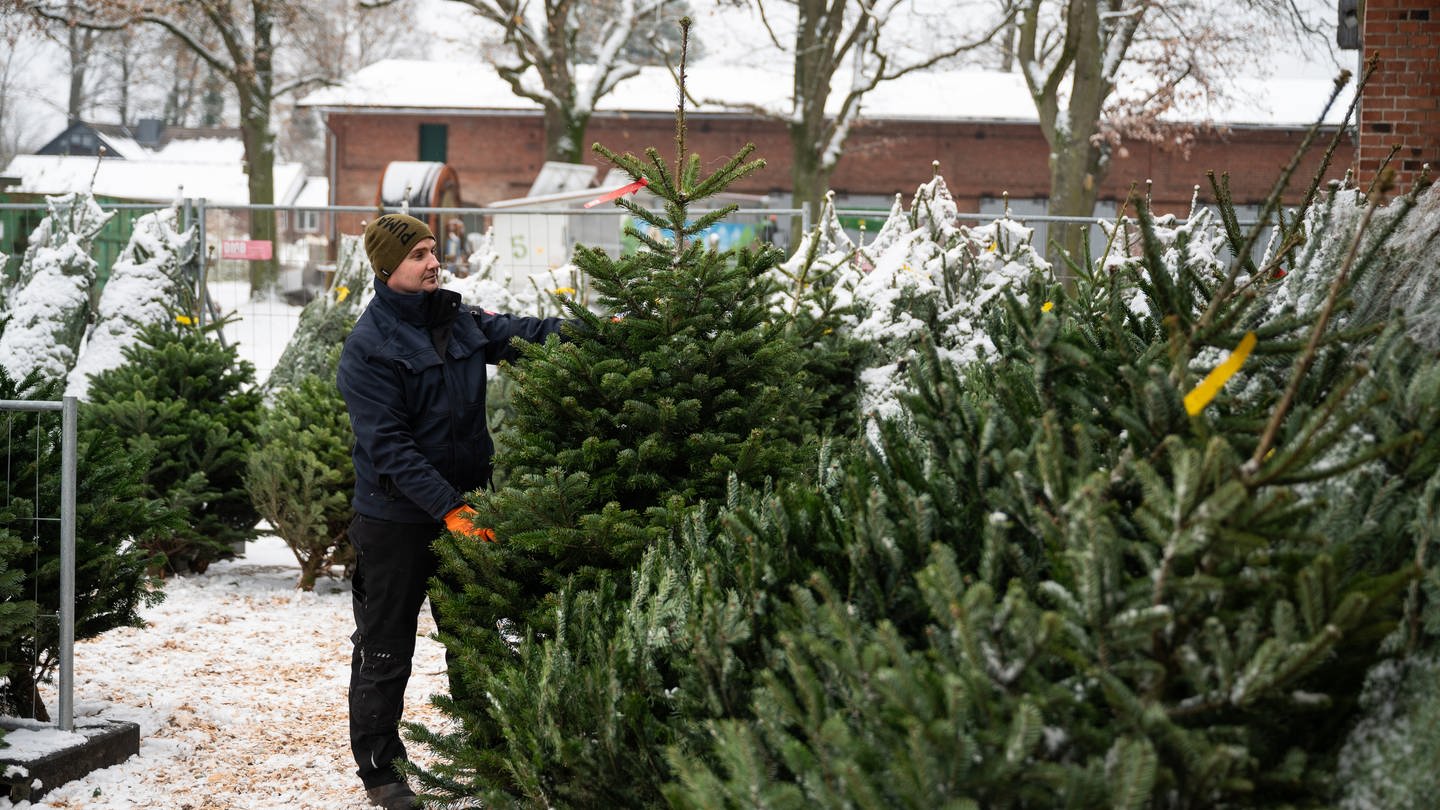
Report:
443,218,469,278
337,213,566,809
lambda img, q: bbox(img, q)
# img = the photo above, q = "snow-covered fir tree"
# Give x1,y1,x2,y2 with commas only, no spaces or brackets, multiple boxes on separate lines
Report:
66,206,198,399
266,234,371,392
0,193,113,384
774,167,1052,437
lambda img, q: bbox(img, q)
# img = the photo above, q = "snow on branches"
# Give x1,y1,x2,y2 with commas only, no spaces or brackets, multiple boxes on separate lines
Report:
774,169,1053,436
0,192,113,385
67,206,198,399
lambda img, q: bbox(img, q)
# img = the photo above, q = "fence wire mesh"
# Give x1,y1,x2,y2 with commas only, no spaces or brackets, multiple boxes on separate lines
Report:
0,198,1272,386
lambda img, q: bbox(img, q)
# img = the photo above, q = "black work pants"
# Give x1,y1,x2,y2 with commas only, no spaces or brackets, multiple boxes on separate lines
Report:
347,513,445,789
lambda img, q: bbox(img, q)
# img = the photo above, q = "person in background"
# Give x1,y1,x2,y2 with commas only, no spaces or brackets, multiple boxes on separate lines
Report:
443,218,468,278
337,213,567,810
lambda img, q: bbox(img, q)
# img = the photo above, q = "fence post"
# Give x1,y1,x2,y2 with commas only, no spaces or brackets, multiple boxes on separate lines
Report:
801,201,813,234
58,396,77,732
197,198,208,329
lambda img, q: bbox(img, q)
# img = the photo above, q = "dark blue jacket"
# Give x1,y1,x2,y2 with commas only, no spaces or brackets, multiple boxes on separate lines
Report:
338,279,566,523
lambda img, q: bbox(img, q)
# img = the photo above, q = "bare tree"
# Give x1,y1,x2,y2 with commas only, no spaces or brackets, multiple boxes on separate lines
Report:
277,0,407,172
162,46,212,126
88,19,182,126
62,4,104,122
733,0,1012,234
367,0,686,163
1016,0,1331,269
0,14,50,166
99,23,136,124
30,0,335,296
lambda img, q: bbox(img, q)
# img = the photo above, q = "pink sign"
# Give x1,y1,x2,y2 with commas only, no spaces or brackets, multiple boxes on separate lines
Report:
220,239,273,260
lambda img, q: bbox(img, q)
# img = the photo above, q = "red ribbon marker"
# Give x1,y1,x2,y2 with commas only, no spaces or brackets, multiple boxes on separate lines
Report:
583,177,649,208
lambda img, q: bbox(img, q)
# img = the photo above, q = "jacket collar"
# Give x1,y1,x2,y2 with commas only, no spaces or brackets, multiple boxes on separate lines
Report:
372,278,461,327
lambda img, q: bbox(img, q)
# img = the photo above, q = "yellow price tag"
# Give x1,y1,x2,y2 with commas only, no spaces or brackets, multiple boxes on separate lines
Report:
1184,332,1257,416
176,314,194,325
1041,301,1054,312
335,285,349,302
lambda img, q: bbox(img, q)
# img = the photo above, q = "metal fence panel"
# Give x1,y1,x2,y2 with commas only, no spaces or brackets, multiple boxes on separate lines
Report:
0,397,77,732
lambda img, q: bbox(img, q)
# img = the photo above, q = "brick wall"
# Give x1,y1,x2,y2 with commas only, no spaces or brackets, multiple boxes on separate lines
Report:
326,110,1351,225
1358,0,1440,192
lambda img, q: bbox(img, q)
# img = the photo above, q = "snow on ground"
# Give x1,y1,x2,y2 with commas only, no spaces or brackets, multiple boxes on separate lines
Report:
0,282,440,809
3,537,450,810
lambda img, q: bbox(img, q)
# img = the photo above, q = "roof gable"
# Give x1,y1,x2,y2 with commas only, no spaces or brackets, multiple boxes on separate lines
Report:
36,121,144,159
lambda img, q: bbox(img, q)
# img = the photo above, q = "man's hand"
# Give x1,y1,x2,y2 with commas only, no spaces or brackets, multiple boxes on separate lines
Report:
444,505,497,542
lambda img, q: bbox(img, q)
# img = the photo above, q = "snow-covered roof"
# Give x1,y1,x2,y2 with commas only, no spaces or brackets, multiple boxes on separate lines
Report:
95,132,147,160
300,58,1354,129
288,175,329,208
0,153,308,205
150,137,247,164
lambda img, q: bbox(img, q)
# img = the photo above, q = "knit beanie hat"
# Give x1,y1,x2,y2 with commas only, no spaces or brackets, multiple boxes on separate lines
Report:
364,213,434,280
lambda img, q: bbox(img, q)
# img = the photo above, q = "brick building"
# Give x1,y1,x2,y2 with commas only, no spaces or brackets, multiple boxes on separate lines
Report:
1352,0,1440,193
301,59,1361,235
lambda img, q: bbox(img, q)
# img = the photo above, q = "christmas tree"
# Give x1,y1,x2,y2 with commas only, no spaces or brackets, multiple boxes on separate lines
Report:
66,205,198,399
413,21,829,805
83,319,262,574
0,371,176,720
0,193,113,384
246,350,355,590
266,235,370,392
663,167,1438,807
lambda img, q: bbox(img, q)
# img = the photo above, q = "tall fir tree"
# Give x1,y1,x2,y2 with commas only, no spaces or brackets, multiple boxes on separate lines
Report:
266,236,370,393
66,205,198,399
414,20,827,806
0,193,112,385
83,319,262,574
254,236,369,584
0,371,177,720
246,349,356,590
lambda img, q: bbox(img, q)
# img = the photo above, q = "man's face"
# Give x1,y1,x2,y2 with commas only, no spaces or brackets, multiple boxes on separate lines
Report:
387,236,440,293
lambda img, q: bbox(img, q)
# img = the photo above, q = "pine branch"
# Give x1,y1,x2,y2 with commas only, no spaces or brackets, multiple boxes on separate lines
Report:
1198,65,1366,333
1246,172,1390,474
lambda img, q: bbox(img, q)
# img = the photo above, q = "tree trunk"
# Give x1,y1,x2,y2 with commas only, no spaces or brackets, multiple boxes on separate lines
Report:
297,556,321,591
1047,132,1104,272
999,2,1019,72
115,35,132,125
544,104,588,164
788,0,839,246
241,95,279,297
789,120,830,246
66,20,94,124
245,5,279,298
541,0,584,165
6,664,49,722
1034,0,1111,278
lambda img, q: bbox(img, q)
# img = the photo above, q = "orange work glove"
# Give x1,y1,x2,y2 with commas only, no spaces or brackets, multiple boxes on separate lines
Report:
444,505,497,542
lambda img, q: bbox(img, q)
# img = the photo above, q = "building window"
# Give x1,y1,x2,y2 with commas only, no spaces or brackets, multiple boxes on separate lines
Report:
296,210,321,233
419,124,448,163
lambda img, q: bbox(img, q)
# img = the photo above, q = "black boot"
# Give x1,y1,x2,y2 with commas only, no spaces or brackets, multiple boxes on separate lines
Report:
365,781,420,809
